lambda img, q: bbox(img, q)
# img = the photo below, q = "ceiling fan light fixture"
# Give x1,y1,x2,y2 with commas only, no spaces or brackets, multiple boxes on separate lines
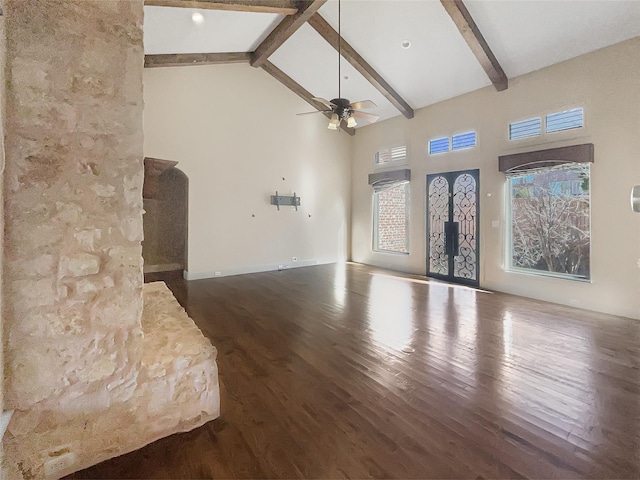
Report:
328,113,340,130
297,0,378,130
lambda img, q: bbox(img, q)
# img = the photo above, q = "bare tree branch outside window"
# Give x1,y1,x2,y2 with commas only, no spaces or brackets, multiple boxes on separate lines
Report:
509,164,590,279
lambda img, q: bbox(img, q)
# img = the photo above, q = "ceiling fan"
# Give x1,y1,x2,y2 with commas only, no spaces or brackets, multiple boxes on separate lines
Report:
296,0,379,130
298,97,379,130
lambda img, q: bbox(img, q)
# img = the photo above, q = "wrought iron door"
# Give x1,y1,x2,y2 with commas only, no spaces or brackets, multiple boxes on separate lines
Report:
426,169,479,287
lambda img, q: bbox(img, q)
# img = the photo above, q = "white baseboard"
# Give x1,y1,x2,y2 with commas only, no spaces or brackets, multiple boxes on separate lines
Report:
184,259,322,281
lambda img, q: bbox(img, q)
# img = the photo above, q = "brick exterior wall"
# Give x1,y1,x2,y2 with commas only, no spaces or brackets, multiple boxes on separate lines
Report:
375,183,408,253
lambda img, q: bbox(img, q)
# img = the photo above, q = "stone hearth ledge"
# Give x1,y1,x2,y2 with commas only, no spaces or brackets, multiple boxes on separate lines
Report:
2,282,220,479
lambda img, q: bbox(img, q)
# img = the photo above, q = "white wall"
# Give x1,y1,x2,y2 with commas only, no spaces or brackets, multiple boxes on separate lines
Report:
144,64,351,279
351,38,640,319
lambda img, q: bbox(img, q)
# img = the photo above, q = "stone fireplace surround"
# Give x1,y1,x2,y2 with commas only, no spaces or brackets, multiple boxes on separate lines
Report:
1,1,220,478
3,283,220,479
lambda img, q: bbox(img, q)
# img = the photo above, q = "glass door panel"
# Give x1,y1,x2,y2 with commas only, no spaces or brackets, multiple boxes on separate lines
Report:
426,169,479,286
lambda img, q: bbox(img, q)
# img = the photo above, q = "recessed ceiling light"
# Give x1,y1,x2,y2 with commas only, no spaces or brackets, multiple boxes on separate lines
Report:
192,11,204,24
401,40,411,49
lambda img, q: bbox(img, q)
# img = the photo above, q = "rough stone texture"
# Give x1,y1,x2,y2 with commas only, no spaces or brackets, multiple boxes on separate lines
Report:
3,283,220,479
0,10,5,469
138,283,220,430
3,0,145,411
1,1,220,478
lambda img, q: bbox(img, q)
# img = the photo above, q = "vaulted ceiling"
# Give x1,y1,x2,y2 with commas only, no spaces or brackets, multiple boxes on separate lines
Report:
144,0,640,132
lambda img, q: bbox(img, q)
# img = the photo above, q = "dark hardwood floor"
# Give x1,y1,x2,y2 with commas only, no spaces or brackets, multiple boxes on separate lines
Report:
68,263,640,479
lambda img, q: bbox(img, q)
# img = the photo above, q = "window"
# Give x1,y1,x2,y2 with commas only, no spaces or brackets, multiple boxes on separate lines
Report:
429,133,477,155
375,149,390,165
373,181,409,254
546,108,584,133
507,163,590,280
452,131,477,151
509,108,584,140
375,145,407,165
390,145,407,162
428,137,449,155
509,117,541,140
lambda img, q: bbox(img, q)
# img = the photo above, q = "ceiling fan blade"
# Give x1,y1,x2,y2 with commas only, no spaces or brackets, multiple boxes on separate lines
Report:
297,110,331,116
352,111,379,123
312,97,336,109
350,100,377,110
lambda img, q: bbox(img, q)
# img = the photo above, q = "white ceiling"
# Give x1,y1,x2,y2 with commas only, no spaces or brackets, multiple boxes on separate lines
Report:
144,0,640,125
144,7,283,53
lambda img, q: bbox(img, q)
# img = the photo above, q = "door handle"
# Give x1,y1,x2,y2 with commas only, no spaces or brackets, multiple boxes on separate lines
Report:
452,222,459,256
445,221,460,256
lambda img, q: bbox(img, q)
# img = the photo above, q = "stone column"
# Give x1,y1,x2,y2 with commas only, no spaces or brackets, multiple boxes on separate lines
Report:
3,4,220,478
0,0,5,462
3,0,144,418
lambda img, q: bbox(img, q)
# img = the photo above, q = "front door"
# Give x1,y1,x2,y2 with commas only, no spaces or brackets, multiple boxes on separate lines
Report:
426,169,479,287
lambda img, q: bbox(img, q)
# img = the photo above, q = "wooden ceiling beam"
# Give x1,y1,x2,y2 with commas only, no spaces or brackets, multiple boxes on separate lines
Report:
251,0,328,68
440,0,508,91
144,0,299,15
307,13,414,120
145,52,252,68
261,61,355,136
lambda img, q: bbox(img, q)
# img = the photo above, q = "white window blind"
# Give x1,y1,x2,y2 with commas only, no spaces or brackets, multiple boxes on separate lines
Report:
546,108,584,133
375,145,407,165
428,137,449,155
509,117,541,140
452,131,477,151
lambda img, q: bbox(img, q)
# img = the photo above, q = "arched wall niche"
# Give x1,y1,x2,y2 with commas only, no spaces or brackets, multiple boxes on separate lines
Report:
142,157,188,279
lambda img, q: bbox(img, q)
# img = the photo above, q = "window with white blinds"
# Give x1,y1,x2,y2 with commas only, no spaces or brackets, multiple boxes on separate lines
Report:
452,131,477,151
509,107,584,141
428,131,477,155
546,108,584,133
509,117,541,140
375,145,407,165
428,137,449,155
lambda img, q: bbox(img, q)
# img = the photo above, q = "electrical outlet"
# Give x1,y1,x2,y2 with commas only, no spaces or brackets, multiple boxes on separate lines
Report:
292,257,297,262
214,271,222,276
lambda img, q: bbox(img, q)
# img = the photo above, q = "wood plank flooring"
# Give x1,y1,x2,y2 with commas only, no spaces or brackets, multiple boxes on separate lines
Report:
68,263,640,479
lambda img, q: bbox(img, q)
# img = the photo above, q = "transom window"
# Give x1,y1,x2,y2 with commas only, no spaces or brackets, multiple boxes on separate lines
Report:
452,131,477,151
375,145,407,166
509,107,584,140
546,108,584,133
428,137,449,155
428,131,477,155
